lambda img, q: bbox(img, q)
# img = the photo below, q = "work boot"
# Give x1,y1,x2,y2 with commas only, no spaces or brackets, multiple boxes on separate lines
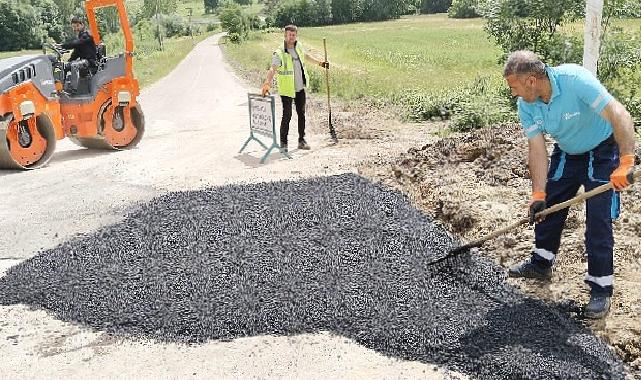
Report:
584,294,611,319
298,139,311,150
280,143,288,153
508,258,552,280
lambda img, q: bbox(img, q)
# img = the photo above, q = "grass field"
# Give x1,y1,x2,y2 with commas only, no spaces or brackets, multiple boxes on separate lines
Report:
224,14,504,101
0,50,42,59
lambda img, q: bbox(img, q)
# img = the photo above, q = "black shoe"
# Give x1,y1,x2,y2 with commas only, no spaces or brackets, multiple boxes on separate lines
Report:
508,258,552,280
298,140,311,150
280,143,288,153
584,294,611,319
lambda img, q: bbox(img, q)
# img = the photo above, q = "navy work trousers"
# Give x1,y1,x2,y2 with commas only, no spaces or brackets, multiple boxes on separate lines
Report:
531,135,620,296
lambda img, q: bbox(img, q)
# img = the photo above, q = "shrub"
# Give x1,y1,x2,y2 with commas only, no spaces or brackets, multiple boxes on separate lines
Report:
218,2,250,43
448,0,479,18
307,69,323,93
421,0,452,14
396,76,518,131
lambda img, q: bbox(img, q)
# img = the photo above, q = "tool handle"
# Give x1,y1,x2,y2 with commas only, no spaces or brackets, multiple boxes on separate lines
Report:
323,38,331,105
456,170,640,251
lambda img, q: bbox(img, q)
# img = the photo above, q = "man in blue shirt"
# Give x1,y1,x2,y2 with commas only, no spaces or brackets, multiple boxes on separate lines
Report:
504,50,636,319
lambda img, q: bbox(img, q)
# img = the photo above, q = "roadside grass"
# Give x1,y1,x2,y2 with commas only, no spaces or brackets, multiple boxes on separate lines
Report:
223,14,503,102
223,14,640,126
0,50,41,59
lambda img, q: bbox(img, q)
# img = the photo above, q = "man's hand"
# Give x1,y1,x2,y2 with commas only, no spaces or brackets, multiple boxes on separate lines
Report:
319,61,330,69
261,81,270,97
610,154,635,190
529,191,547,225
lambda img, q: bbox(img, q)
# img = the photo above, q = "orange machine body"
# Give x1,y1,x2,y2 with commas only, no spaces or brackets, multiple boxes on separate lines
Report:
0,0,144,170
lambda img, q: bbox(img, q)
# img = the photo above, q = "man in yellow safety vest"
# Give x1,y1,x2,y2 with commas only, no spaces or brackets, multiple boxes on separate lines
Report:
261,24,329,152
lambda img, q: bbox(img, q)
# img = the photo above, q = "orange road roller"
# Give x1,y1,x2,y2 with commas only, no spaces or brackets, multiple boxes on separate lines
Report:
0,0,144,170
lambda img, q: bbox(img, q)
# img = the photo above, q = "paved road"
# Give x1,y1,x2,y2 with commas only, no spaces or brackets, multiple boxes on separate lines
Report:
0,35,468,379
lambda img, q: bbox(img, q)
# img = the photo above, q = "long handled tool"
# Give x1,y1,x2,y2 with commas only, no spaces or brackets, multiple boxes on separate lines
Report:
431,170,640,265
323,38,338,143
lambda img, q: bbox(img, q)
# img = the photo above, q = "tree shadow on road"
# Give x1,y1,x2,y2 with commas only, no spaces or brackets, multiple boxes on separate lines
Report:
0,173,625,379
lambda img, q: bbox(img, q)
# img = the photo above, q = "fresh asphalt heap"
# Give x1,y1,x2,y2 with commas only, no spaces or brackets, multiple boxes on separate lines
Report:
0,174,626,379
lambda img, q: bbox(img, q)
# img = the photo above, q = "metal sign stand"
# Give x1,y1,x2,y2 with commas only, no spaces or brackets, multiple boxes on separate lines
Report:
239,93,292,164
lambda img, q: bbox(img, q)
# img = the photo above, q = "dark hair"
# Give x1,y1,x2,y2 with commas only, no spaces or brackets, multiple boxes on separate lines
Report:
503,50,546,78
284,25,297,32
71,16,84,25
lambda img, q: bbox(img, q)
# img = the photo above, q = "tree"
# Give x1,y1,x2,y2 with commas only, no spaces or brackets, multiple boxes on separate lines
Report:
314,0,332,25
448,0,479,18
141,0,178,19
32,0,66,42
204,0,219,14
218,2,249,42
331,0,358,23
52,0,85,38
421,0,451,13
0,1,42,51
480,0,584,65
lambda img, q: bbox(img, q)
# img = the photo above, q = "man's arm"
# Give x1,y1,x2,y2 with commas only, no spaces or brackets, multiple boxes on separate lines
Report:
305,53,328,68
61,33,93,50
265,65,277,85
601,99,636,189
601,99,635,157
528,133,548,194
262,64,278,96
305,53,320,66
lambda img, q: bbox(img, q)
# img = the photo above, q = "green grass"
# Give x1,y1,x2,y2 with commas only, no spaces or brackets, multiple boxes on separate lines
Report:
223,14,503,102
0,50,41,59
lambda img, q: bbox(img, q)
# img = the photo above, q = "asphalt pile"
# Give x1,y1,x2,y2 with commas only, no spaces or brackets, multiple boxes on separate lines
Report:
0,173,625,379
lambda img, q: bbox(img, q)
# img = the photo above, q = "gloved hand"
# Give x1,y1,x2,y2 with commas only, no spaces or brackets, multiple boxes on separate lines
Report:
529,191,546,225
610,154,635,190
319,61,330,69
261,81,270,97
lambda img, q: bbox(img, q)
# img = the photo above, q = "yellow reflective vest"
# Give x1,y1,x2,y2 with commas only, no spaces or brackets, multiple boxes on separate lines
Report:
275,43,306,98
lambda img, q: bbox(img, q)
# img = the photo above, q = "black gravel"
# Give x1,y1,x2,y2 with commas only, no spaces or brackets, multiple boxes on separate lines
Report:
0,173,625,379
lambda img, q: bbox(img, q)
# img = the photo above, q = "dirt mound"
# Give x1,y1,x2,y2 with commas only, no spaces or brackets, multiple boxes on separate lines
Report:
383,123,641,373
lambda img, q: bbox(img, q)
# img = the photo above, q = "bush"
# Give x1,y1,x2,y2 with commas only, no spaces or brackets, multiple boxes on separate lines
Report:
270,0,405,26
448,0,479,18
598,27,641,84
274,0,308,26
218,2,250,43
609,0,641,18
421,0,452,13
206,23,220,32
0,0,65,51
307,68,323,93
155,13,189,38
396,88,462,121
204,0,219,14
396,76,517,131
625,98,641,129
481,0,585,66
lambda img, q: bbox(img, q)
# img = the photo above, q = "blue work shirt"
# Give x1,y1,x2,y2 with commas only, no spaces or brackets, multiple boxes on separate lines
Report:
517,64,613,154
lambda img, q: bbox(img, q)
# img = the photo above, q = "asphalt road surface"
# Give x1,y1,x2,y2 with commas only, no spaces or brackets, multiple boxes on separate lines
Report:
0,35,626,379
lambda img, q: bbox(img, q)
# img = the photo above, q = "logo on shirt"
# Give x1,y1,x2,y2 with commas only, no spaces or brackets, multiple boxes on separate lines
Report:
563,112,580,120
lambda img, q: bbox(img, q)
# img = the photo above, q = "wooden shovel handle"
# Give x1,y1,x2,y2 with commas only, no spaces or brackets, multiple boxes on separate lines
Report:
455,170,640,252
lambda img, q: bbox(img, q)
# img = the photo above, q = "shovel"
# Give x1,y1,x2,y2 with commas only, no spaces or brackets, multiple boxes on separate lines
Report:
430,170,640,266
323,38,338,143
